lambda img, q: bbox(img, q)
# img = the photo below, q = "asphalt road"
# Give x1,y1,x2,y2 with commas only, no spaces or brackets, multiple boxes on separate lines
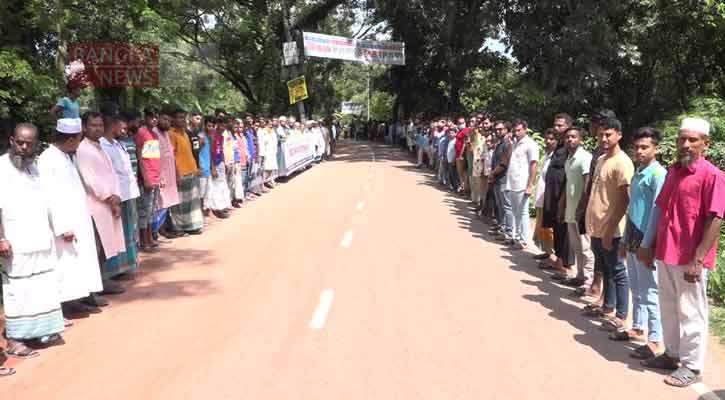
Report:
2,141,724,400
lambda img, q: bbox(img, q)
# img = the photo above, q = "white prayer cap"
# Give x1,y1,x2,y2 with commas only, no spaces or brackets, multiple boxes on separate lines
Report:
56,118,82,134
279,116,288,121
680,117,710,136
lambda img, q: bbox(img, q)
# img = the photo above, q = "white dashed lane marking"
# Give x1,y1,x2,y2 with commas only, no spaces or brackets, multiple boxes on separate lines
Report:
309,289,335,330
341,230,355,248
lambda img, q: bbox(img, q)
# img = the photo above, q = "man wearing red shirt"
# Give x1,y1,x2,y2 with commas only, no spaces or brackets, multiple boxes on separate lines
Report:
640,118,725,387
135,108,162,251
454,117,474,193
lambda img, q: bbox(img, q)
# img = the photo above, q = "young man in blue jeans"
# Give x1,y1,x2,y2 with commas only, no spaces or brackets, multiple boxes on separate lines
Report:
611,128,666,361
585,117,634,331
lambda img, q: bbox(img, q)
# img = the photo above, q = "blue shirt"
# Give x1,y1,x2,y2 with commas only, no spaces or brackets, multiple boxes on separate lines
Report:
232,135,241,163
417,133,429,150
244,128,255,160
438,136,449,157
446,138,457,163
56,97,80,118
629,161,667,231
625,161,667,249
198,131,211,177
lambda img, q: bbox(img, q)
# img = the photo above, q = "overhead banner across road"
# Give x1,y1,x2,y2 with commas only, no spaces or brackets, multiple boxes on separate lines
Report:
302,32,405,66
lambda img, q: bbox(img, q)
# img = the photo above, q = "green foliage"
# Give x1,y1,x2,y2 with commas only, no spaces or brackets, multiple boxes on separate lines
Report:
714,233,725,305
461,66,553,129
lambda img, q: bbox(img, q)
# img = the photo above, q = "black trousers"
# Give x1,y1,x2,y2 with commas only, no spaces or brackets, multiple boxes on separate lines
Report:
553,222,574,266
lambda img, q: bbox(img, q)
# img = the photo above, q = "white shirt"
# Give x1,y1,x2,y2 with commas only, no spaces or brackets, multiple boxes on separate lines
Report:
535,151,553,207
100,137,140,201
506,135,539,192
0,155,53,254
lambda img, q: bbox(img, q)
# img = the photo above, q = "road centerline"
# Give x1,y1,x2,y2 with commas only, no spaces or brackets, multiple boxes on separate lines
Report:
341,230,355,248
309,289,335,330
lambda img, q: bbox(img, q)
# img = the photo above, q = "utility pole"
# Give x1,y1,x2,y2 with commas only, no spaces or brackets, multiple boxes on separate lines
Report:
281,0,306,122
367,66,371,122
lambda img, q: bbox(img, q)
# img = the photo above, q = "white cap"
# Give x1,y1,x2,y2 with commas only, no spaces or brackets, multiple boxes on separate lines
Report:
56,118,82,134
680,117,710,136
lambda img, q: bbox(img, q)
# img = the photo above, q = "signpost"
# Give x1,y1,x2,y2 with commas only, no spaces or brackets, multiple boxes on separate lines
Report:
287,76,309,105
283,41,299,66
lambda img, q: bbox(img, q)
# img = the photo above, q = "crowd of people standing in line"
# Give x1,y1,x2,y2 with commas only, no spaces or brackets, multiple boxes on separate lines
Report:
0,85,342,377
392,111,723,389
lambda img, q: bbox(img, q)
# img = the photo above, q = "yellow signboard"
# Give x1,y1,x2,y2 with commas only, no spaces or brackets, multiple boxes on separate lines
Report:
287,76,309,105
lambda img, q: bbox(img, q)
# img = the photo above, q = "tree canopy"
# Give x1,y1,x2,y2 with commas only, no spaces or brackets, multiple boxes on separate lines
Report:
1,0,724,141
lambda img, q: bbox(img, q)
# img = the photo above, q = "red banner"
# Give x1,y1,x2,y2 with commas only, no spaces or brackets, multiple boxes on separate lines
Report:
69,43,160,88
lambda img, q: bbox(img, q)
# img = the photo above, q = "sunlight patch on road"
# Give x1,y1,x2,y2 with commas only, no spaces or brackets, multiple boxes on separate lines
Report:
692,382,722,400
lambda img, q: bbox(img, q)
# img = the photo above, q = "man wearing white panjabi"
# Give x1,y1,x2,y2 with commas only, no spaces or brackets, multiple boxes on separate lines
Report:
1,123,64,359
38,118,105,317
310,120,326,162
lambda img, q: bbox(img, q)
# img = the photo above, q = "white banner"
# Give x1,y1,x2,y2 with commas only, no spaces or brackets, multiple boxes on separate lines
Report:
278,135,316,177
342,102,364,115
302,32,405,66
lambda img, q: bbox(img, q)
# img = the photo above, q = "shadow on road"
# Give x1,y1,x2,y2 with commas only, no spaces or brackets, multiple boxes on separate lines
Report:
111,247,219,304
374,141,674,377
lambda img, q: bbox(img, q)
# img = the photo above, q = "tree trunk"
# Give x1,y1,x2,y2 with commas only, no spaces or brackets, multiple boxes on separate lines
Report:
54,0,67,79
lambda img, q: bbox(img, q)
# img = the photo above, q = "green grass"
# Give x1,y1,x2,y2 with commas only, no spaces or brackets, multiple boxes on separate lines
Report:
712,305,725,345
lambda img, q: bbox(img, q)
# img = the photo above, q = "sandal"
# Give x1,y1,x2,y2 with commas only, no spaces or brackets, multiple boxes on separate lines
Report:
601,317,625,332
561,278,584,288
608,328,630,341
630,345,662,360
582,308,605,317
641,353,680,370
537,262,555,270
5,343,40,359
664,367,701,387
0,367,16,377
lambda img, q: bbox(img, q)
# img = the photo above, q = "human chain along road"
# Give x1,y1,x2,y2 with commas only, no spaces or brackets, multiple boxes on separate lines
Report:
2,141,723,400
